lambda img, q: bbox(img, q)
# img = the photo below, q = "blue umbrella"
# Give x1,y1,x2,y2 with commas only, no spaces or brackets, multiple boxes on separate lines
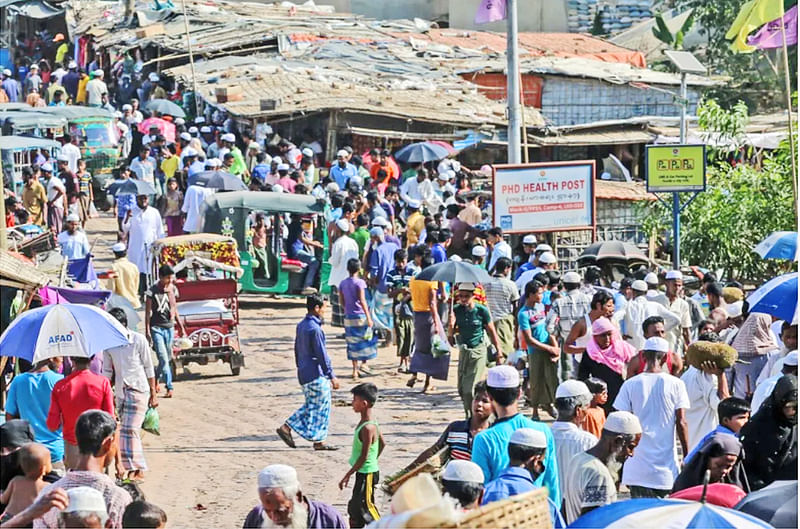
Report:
393,142,450,163
754,231,798,260
188,170,247,191
107,178,156,196
569,498,773,529
0,304,130,363
735,480,797,529
144,98,186,118
746,272,797,324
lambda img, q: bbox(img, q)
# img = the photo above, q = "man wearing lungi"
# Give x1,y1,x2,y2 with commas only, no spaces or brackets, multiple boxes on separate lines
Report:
277,294,340,451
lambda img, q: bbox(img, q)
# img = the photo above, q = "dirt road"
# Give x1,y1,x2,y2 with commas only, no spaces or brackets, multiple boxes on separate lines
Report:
88,214,468,527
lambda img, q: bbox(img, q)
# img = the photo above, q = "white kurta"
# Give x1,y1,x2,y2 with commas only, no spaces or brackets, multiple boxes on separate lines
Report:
123,206,165,274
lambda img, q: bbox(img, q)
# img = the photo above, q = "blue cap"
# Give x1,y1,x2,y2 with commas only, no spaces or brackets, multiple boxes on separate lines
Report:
369,227,384,239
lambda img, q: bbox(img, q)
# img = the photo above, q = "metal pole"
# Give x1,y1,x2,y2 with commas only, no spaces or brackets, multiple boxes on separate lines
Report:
506,0,521,164
0,177,7,251
673,72,687,269
180,0,201,117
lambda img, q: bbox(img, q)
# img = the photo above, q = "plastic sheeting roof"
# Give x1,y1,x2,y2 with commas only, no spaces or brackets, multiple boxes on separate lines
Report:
7,0,63,19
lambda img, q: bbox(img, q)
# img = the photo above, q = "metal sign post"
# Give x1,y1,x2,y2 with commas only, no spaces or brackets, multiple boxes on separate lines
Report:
506,0,521,164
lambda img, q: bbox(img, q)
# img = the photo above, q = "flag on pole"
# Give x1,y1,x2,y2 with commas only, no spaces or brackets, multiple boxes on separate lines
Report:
747,4,798,49
725,0,785,53
474,0,507,24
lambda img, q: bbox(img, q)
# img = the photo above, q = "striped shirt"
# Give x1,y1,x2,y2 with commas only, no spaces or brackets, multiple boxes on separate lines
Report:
34,471,132,528
484,276,519,322
434,420,476,461
546,289,591,340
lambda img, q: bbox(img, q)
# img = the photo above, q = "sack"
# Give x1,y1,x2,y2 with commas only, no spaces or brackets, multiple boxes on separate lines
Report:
142,407,161,436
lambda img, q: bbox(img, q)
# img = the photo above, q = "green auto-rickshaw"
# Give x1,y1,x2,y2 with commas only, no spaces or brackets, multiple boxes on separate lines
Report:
0,136,61,195
202,191,331,295
0,110,67,138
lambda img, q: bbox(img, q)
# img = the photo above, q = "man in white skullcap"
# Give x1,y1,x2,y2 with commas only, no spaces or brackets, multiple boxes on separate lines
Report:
221,133,248,180
470,365,560,508
85,69,108,107
58,487,109,528
441,460,485,510
546,271,591,380
330,149,357,190
243,465,347,528
620,279,681,351
399,167,435,212
644,271,669,307
57,213,90,260
550,380,597,495
108,241,141,309
514,250,557,295
664,270,692,355
613,336,689,499
563,411,642,524
328,218,359,329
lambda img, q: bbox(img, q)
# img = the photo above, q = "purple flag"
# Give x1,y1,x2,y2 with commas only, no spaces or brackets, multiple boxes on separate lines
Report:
474,0,507,25
747,4,797,49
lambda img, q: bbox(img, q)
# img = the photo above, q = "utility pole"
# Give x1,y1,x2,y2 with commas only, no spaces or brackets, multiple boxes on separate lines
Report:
673,72,687,269
506,0,521,164
180,0,201,117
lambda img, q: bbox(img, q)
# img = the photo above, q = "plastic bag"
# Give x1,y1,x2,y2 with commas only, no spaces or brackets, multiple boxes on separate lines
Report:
142,407,160,436
431,318,450,358
88,202,99,219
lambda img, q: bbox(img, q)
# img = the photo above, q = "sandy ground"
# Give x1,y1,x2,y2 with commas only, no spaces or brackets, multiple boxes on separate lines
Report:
86,214,483,527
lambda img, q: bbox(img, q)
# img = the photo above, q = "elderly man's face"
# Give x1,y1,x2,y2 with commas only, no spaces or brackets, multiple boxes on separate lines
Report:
66,220,78,233
259,488,307,528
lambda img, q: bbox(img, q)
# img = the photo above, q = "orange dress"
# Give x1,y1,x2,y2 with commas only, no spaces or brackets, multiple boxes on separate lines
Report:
583,406,606,438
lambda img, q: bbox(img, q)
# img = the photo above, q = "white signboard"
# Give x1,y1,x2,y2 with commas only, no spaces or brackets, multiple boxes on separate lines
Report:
492,162,595,233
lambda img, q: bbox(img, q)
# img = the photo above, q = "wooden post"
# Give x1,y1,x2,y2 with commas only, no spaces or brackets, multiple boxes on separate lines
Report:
779,13,798,210
325,111,337,161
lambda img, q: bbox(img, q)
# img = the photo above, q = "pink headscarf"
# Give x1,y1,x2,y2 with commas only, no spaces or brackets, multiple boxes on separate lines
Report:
586,317,636,375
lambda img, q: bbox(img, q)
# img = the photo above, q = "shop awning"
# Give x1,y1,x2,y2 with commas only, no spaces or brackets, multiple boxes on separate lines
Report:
7,0,64,19
529,128,654,146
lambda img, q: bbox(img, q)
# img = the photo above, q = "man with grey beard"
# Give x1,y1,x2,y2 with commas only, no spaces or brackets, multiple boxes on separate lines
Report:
562,411,642,524
242,464,347,529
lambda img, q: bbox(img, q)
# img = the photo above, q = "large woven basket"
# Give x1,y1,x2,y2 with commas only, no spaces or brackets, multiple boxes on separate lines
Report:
382,446,450,494
438,488,552,529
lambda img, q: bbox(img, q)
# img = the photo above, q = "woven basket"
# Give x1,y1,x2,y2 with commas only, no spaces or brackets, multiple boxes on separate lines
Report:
438,488,552,529
382,446,450,494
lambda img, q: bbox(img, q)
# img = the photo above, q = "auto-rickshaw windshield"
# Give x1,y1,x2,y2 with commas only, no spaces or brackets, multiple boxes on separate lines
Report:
70,121,119,147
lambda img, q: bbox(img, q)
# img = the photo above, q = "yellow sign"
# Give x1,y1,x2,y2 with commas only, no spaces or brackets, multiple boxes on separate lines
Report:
646,144,706,192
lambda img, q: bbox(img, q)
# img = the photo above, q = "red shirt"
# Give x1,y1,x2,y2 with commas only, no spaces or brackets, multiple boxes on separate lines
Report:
47,369,115,444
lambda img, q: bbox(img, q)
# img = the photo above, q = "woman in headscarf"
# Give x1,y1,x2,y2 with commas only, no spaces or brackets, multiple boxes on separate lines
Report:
578,316,637,413
730,313,778,398
740,374,797,490
672,432,749,493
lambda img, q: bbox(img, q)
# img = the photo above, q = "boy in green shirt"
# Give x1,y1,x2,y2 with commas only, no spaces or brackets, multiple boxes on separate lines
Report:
339,383,384,528
350,214,370,258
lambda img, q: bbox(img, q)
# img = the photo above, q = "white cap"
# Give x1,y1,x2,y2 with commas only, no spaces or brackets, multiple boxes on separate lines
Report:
122,104,132,111
249,142,261,151
538,252,556,264
41,162,53,172
406,198,421,209
336,149,348,158
726,300,744,318
148,72,159,82
452,161,461,172
222,133,236,143
556,380,591,399
183,147,197,157
65,213,80,223
200,126,212,133
631,279,648,292
371,217,389,227
605,411,642,435
111,242,126,253
93,69,103,77
784,350,798,367
369,227,384,239
207,158,222,168
179,132,192,141
643,336,669,353
325,182,340,193
188,126,198,134
471,245,486,257
114,111,122,118
458,282,477,292
30,64,39,70
441,460,484,484
450,255,462,262
522,234,537,245
665,270,682,280
2,68,11,76
271,184,284,193
437,171,450,181
64,487,108,520
487,365,519,389
258,464,299,489
336,219,350,232
195,116,206,124
301,147,314,157
68,61,77,69
57,154,69,162
645,272,659,285
535,243,552,252
175,118,186,125
509,428,547,449
563,271,581,284
277,163,290,172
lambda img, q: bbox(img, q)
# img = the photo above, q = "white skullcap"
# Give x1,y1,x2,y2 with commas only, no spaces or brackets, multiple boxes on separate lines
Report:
471,245,486,257
183,147,197,157
200,126,212,133
450,255,462,262
631,280,648,292
64,487,107,519
175,118,185,125
645,272,659,285
41,162,54,172
538,252,556,264
148,72,159,82
122,104,132,111
406,198,421,209
487,365,519,389
605,411,642,435
65,213,80,222
222,133,236,143
93,69,103,77
665,270,682,280
195,116,206,124
207,158,222,167
522,234,537,245
563,271,581,283
371,217,389,228
277,163,290,172
509,428,547,448
30,64,39,70
784,350,798,367
271,184,284,193
326,182,340,193
535,243,552,252
188,126,198,134
114,111,123,118
57,154,69,162
336,149,348,158
369,227,384,239
441,460,484,484
179,132,192,141
437,171,450,181
452,161,461,171
249,142,261,151
111,242,126,253
336,219,350,232
726,300,744,318
643,336,669,353
458,282,477,292
68,61,77,69
301,147,314,157
2,68,11,76
258,464,299,489
556,380,591,399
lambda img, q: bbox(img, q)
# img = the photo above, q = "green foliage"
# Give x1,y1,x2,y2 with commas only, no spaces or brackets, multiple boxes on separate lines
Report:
697,98,750,161
652,10,695,49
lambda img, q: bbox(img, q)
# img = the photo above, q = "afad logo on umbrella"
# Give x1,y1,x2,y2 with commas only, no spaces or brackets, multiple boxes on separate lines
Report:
48,331,76,345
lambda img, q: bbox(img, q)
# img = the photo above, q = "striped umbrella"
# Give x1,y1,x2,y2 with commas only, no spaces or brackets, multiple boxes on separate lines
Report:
569,498,773,529
754,231,799,260
746,273,798,324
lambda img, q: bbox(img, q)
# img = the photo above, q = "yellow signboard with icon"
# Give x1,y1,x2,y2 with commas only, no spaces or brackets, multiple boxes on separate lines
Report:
646,144,706,192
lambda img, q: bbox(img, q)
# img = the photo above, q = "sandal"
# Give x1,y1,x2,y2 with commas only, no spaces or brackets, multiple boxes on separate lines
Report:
313,443,339,451
276,427,296,449
406,377,417,388
359,365,373,375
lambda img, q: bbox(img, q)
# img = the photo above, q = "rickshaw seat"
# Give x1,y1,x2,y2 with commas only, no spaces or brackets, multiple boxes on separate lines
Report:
279,254,306,272
175,278,237,302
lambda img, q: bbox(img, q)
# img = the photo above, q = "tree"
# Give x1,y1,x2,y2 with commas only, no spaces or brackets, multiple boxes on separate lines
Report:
652,10,696,49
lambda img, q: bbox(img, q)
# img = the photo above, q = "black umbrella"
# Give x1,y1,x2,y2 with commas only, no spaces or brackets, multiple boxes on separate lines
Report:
106,178,156,196
577,241,649,266
735,480,797,529
188,170,247,191
144,98,186,118
415,261,493,285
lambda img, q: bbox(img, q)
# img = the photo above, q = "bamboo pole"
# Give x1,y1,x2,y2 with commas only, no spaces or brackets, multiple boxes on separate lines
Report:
778,13,797,209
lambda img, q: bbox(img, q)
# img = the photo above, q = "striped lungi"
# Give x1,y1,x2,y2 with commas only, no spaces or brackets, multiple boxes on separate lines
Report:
330,285,344,327
370,290,394,332
119,387,148,471
286,376,332,442
344,314,379,362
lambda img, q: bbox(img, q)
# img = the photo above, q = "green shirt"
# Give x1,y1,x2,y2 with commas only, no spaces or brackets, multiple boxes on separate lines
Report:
453,302,491,348
350,228,369,257
229,147,248,180
349,420,380,474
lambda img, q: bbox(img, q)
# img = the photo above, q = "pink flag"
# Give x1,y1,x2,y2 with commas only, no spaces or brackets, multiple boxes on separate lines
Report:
747,4,797,49
474,0,507,25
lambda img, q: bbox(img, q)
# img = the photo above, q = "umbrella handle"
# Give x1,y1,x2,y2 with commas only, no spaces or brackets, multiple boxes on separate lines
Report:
700,469,710,504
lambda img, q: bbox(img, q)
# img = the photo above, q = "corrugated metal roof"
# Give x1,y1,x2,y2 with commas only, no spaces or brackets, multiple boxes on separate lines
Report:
529,128,654,146
596,180,655,201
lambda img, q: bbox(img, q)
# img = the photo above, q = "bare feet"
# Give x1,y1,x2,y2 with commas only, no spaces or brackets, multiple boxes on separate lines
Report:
164,389,173,398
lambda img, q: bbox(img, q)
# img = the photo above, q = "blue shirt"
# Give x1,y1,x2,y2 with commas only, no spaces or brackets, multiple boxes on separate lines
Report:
515,261,534,280
252,163,270,183
5,370,65,462
369,241,400,294
329,162,357,190
482,467,565,528
431,244,447,264
2,78,20,102
684,425,738,464
471,413,560,508
518,304,549,352
294,314,334,385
